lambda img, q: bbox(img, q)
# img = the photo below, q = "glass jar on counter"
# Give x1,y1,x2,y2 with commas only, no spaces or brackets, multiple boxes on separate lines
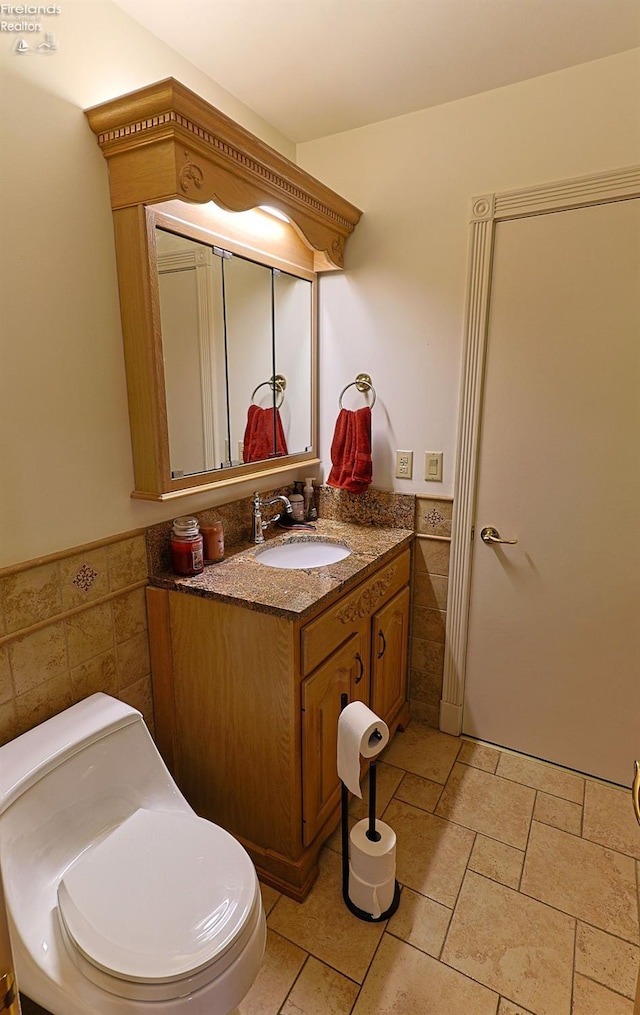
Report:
170,516,204,576
201,520,225,563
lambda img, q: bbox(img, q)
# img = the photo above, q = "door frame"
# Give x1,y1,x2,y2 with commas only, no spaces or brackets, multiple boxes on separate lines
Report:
440,165,640,736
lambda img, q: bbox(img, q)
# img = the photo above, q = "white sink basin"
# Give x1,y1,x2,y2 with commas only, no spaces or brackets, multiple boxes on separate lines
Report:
256,539,351,569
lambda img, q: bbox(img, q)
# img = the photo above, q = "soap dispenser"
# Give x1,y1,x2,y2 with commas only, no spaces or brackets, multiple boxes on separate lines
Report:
303,478,317,521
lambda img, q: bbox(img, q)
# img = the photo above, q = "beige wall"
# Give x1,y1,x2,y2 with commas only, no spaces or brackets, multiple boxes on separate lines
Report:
298,49,640,498
0,0,296,570
1,2,638,571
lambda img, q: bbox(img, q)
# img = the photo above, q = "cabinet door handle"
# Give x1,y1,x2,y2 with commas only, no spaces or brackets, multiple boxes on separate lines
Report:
354,653,364,683
377,630,386,659
633,761,640,826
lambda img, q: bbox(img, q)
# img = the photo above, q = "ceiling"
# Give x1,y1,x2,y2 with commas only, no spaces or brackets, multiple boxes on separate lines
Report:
112,0,640,143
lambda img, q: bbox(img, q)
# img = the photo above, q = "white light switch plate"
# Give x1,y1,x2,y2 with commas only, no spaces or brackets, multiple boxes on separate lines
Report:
425,452,443,482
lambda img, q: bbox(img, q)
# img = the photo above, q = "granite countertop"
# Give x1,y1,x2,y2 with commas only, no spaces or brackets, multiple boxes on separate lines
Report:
151,519,413,620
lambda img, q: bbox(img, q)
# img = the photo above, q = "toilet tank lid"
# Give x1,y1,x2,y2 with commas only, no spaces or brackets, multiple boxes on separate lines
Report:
0,694,141,815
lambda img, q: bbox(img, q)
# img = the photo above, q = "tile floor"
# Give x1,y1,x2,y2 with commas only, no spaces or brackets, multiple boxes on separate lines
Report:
20,722,640,1015
238,723,639,1015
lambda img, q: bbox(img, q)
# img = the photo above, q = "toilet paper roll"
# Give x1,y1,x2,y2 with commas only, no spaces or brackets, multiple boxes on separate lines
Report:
337,702,389,797
348,818,397,918
348,867,396,920
349,818,396,886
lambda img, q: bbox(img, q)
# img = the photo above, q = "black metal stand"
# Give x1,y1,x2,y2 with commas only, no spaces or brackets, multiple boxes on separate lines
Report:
340,693,400,922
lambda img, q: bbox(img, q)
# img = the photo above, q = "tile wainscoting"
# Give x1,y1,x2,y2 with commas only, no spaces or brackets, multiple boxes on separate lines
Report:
410,495,452,728
0,532,153,745
0,487,452,744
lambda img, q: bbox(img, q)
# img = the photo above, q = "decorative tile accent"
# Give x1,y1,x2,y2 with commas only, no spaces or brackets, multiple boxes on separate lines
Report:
426,507,445,528
415,496,453,538
60,548,109,608
71,562,99,592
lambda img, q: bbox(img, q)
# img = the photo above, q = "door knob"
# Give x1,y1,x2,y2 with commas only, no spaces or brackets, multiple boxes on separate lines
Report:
480,526,518,545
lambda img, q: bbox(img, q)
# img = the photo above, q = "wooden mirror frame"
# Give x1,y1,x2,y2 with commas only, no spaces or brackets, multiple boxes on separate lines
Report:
85,79,362,500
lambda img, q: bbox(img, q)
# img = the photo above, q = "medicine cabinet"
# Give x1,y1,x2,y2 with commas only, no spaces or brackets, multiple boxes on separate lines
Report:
85,79,361,500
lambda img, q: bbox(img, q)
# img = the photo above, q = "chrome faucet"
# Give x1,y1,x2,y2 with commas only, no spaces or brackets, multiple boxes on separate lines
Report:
252,492,293,543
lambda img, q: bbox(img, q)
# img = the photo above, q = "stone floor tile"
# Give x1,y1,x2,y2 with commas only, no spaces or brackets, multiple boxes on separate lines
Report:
386,886,452,957
582,780,640,860
572,972,634,1014
381,722,460,783
575,922,639,1000
435,762,535,849
259,881,281,916
496,752,584,803
267,849,385,982
236,929,306,1015
520,821,639,944
351,935,499,1014
468,834,525,889
442,871,574,1015
280,956,359,1015
498,1001,534,1014
458,739,501,773
382,797,475,907
533,791,582,835
393,771,443,812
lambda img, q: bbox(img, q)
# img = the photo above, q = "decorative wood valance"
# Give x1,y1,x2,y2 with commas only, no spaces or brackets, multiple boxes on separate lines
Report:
85,78,361,270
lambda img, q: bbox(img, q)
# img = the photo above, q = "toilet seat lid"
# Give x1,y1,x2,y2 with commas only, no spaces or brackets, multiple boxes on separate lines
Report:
57,808,257,984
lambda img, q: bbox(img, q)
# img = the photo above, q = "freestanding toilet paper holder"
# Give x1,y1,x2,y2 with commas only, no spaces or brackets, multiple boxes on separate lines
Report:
340,694,401,922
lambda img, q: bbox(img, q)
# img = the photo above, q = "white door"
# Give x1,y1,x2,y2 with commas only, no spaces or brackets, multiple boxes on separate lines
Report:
462,197,640,787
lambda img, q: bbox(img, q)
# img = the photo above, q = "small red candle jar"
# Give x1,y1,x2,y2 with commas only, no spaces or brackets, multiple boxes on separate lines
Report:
170,517,204,576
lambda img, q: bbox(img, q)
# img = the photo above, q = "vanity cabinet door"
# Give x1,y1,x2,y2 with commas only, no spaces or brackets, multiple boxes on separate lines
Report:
371,586,410,728
301,625,370,846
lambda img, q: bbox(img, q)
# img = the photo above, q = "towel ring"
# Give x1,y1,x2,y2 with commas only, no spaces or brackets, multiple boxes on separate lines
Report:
338,373,376,409
251,374,286,408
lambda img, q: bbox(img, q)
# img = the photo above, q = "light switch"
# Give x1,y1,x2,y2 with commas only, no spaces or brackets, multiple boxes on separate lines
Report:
425,452,443,482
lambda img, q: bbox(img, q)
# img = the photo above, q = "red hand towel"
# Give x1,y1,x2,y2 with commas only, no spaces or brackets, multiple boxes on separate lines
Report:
243,405,288,464
327,406,372,493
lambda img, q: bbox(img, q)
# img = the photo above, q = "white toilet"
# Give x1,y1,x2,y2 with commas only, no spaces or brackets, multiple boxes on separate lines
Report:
0,692,266,1014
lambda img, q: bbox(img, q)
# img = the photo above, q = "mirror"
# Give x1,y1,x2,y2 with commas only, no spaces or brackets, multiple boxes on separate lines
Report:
143,198,318,495
156,225,313,481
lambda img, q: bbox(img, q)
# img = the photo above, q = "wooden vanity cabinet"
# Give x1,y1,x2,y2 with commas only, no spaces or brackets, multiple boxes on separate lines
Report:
147,546,411,900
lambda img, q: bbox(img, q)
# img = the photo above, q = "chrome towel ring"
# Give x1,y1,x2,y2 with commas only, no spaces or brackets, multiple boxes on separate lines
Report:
338,373,376,409
251,374,286,408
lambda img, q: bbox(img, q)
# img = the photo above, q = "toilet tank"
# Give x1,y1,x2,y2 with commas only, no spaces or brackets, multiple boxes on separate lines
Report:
0,694,190,886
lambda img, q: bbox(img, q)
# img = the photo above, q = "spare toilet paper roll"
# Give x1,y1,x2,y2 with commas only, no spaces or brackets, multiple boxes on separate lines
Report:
349,818,396,885
349,818,397,918
337,702,389,797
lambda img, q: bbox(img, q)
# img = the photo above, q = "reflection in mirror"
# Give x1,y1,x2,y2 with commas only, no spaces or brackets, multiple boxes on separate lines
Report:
155,226,313,480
